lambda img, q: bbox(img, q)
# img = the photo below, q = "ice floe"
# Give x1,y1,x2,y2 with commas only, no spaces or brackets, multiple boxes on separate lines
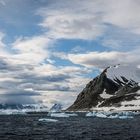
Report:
0,109,26,115
48,112,78,117
118,116,134,119
86,112,107,118
86,111,139,119
96,112,107,118
38,118,58,122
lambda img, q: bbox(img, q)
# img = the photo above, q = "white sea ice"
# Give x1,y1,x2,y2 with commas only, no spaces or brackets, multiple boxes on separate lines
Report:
108,114,119,119
38,118,58,122
96,113,107,118
48,112,78,118
86,112,96,117
0,109,26,115
85,111,138,119
48,112,67,117
66,113,78,117
118,116,134,119
86,111,107,118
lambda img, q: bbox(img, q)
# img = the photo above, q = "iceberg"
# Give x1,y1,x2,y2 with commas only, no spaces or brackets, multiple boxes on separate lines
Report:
48,112,78,117
86,112,96,117
85,111,138,119
108,114,119,119
66,113,78,117
86,111,108,118
48,112,69,117
118,116,134,119
38,118,58,122
0,109,26,115
96,113,107,118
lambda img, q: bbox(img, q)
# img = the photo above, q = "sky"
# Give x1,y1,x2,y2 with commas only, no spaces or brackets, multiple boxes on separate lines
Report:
0,0,140,107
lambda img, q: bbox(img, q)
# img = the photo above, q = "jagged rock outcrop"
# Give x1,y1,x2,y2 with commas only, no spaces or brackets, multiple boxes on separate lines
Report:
67,66,140,111
50,103,62,112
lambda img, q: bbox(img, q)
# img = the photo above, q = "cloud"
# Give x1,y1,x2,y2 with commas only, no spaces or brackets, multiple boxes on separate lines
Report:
0,32,6,48
0,32,91,104
102,0,140,35
66,51,140,68
0,0,140,107
10,35,52,65
0,94,37,104
0,0,5,6
101,26,140,51
37,0,106,40
37,0,140,51
0,90,41,97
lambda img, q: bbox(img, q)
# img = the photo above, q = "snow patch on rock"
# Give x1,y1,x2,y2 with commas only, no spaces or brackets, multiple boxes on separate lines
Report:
49,103,62,112
100,90,113,99
106,65,139,83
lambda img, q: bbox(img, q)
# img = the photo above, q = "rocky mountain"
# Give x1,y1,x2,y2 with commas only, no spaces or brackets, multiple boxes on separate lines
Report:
0,103,48,111
0,104,24,110
67,65,140,111
50,103,62,112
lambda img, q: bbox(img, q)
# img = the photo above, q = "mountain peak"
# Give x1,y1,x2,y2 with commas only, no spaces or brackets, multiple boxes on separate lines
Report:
67,65,140,111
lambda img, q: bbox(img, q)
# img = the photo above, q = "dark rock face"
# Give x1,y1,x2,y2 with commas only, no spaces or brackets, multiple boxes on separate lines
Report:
67,67,140,111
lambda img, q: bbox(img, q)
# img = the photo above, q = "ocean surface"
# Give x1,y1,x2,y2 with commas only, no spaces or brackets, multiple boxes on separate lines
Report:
0,112,140,140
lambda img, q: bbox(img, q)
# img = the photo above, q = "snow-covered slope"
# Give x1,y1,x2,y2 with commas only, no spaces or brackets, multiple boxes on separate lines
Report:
49,103,62,112
67,65,140,111
0,103,48,114
107,64,140,84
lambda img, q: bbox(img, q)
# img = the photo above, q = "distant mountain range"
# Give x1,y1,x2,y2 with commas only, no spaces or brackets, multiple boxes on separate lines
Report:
67,65,140,111
0,103,63,112
0,103,48,110
50,103,62,112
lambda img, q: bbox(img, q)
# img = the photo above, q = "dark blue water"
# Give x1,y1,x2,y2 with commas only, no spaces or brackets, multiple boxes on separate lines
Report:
0,113,140,140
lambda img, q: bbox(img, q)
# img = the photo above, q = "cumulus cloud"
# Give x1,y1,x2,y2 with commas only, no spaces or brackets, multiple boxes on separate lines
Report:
37,0,106,40
0,34,91,105
53,50,140,82
102,0,140,34
0,0,140,107
9,35,52,65
67,51,140,68
37,0,140,40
